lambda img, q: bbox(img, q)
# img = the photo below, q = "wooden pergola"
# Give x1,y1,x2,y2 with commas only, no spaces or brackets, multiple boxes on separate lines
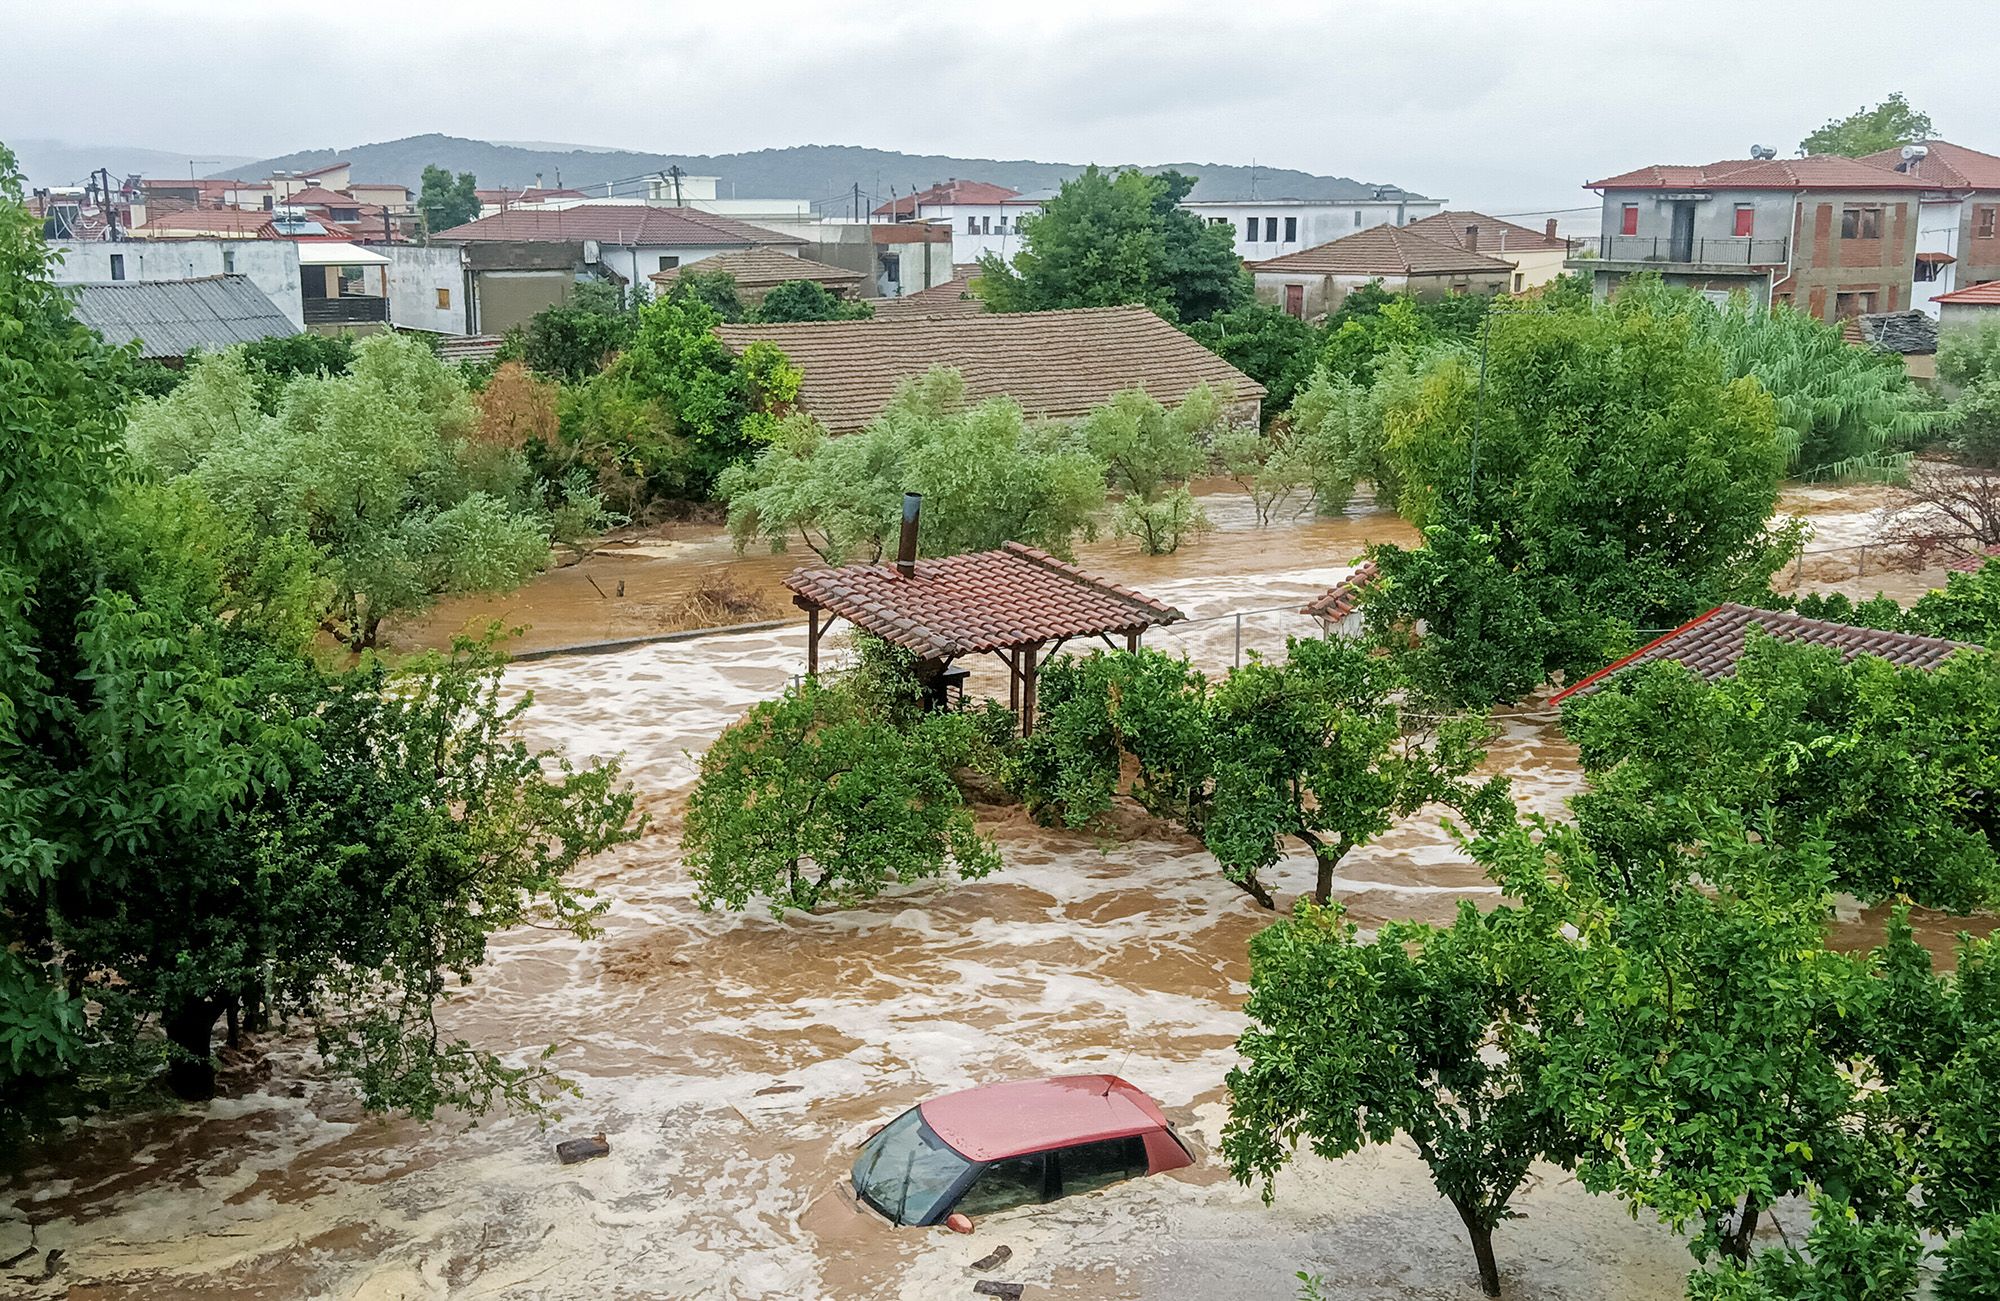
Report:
785,541,1183,733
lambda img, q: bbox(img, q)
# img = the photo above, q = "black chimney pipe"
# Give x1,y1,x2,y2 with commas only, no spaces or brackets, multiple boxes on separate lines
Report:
896,493,921,577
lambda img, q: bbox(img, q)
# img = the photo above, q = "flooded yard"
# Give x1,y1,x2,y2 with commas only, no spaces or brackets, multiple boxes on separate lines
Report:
4,482,1989,1299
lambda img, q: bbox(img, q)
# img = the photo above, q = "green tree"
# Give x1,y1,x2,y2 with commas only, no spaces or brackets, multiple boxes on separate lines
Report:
977,165,1249,323
610,292,800,484
1081,384,1227,554
1225,901,1571,1297
126,335,558,649
1800,94,1936,157
751,279,873,323
719,367,1105,563
1685,1204,1921,1301
418,164,480,233
237,332,357,409
1938,1214,2000,1301
666,268,744,321
1562,637,2000,913
1358,290,1799,698
1182,301,1322,417
523,280,639,382
683,678,1000,914
1016,639,1503,907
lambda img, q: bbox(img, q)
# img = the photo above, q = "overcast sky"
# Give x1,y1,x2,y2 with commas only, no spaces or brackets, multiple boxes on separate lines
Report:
6,0,1998,212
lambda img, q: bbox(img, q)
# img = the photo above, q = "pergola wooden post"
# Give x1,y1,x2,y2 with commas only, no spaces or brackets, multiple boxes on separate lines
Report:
782,542,1184,736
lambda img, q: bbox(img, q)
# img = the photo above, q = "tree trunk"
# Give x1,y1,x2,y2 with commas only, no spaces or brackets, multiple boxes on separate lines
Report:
1720,1194,1760,1264
1454,1202,1503,1298
1232,871,1275,910
163,998,221,1101
1313,849,1338,906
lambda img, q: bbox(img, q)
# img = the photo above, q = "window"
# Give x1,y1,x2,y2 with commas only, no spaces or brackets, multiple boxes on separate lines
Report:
1244,217,1257,242
1734,205,1755,238
966,216,977,234
435,287,452,309
222,250,236,273
1978,206,1998,239
953,1152,1047,1219
1513,272,1525,293
1284,215,1297,242
851,1110,975,1226
658,255,680,271
1915,258,1943,284
109,253,125,281
1056,1137,1147,1198
1620,204,1639,236
981,215,991,234
1264,216,1278,242
1840,206,1883,239
1834,290,1877,317
1354,209,1364,227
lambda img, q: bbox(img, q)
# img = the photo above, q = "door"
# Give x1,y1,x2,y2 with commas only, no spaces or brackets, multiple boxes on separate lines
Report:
1283,283,1305,318
1670,201,1697,262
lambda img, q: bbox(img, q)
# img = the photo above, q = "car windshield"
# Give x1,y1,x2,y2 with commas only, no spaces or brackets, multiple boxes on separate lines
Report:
851,1108,974,1226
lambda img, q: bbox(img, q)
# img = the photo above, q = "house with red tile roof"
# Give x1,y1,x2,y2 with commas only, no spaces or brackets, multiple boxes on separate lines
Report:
1572,154,1930,321
434,203,805,298
1248,224,1513,318
872,178,1049,266
1856,141,2000,317
1403,211,1572,293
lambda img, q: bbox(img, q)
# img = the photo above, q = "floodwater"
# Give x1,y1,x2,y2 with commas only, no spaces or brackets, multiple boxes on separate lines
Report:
3,483,1990,1299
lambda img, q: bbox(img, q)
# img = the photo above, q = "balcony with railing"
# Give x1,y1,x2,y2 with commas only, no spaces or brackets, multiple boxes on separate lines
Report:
1567,234,1788,270
303,295,389,326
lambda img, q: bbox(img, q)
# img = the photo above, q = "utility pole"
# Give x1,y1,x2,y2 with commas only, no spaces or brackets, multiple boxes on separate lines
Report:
853,182,861,222
668,164,685,205
98,168,120,240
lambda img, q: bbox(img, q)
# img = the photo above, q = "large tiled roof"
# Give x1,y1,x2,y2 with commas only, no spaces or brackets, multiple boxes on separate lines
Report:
1552,603,1970,702
69,275,298,359
785,541,1183,657
653,246,861,290
282,185,358,207
1935,281,2000,306
1301,561,1379,620
872,179,1022,217
873,268,986,319
1859,140,2000,191
716,305,1262,433
132,209,286,237
1587,157,1929,191
432,204,798,247
1249,224,1514,276
1404,210,1569,254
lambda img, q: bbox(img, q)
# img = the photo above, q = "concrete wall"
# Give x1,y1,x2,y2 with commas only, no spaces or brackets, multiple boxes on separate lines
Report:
916,202,1039,264
1596,187,1796,255
46,238,303,328
753,222,958,298
1942,301,2000,332
1781,191,1919,318
1252,266,1509,318
1498,245,1572,292
594,243,760,293
1952,193,2000,294
1184,199,1448,261
383,245,467,334
1912,198,1963,317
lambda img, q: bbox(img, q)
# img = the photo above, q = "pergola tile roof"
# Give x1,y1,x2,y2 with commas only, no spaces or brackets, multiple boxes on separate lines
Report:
785,541,1182,658
1553,603,1970,702
1301,561,1378,620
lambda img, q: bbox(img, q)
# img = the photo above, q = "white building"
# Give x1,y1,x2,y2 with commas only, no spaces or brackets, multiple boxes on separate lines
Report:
871,179,1047,266
1181,192,1447,262
47,238,305,329
1855,140,2000,319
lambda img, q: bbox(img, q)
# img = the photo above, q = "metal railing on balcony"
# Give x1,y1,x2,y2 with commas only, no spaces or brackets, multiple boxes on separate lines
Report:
303,296,389,326
1567,235,1788,267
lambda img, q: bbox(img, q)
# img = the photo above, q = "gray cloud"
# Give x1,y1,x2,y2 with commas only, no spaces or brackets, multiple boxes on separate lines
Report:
4,0,1997,210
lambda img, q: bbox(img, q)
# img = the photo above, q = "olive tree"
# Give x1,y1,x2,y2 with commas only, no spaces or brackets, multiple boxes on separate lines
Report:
1225,901,1572,1297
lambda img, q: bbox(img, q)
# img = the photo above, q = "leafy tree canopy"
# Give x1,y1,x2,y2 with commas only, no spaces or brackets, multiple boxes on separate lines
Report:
751,279,874,323
417,164,480,233
523,280,640,382
719,367,1106,563
976,165,1249,323
1182,301,1322,415
1799,93,1936,157
1081,383,1230,554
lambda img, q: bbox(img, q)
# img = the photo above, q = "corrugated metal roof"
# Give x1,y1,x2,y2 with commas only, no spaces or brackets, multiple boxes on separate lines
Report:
70,275,299,359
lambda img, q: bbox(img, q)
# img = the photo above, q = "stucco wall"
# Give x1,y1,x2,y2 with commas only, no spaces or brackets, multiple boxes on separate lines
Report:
47,238,303,328
1185,200,1447,261
383,245,467,334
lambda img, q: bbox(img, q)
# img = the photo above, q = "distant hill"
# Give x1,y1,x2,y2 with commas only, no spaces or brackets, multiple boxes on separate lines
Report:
226,134,1431,207
12,138,256,189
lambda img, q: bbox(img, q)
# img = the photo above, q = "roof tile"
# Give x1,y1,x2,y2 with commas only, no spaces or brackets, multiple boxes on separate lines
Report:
433,204,799,247
1249,224,1514,276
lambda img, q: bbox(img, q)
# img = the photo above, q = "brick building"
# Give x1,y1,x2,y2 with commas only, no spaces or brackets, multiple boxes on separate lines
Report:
1859,140,2000,316
1571,156,1929,320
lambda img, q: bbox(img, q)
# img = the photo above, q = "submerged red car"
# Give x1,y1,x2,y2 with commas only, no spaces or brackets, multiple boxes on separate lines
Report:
850,1075,1194,1228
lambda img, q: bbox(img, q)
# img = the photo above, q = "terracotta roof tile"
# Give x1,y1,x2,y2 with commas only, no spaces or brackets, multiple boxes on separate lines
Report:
1934,281,2000,306
1249,224,1514,276
1587,157,1929,191
872,179,1021,217
282,185,358,206
873,269,986,319
1301,561,1379,619
717,305,1261,433
1945,545,2000,574
1858,140,2000,191
1552,603,1970,702
433,204,799,247
1404,210,1569,254
785,541,1182,657
652,246,861,290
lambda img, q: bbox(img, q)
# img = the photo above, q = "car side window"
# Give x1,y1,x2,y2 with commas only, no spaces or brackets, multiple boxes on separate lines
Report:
1056,1135,1148,1196
951,1152,1047,1218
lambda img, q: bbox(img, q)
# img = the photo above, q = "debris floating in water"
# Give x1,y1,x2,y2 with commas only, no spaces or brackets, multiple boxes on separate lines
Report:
972,1282,1024,1300
554,1133,611,1165
970,1245,1012,1272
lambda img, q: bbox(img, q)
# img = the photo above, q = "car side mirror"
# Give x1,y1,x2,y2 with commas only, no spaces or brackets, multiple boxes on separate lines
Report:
944,1212,974,1234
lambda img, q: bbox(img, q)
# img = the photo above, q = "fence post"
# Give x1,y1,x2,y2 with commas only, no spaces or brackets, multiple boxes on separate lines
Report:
1234,613,1243,668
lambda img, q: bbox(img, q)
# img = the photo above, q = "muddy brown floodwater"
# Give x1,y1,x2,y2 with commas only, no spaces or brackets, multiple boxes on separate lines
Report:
4,484,1992,1300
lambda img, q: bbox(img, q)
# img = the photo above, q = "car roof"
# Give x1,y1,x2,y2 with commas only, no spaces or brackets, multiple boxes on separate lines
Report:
918,1075,1170,1163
